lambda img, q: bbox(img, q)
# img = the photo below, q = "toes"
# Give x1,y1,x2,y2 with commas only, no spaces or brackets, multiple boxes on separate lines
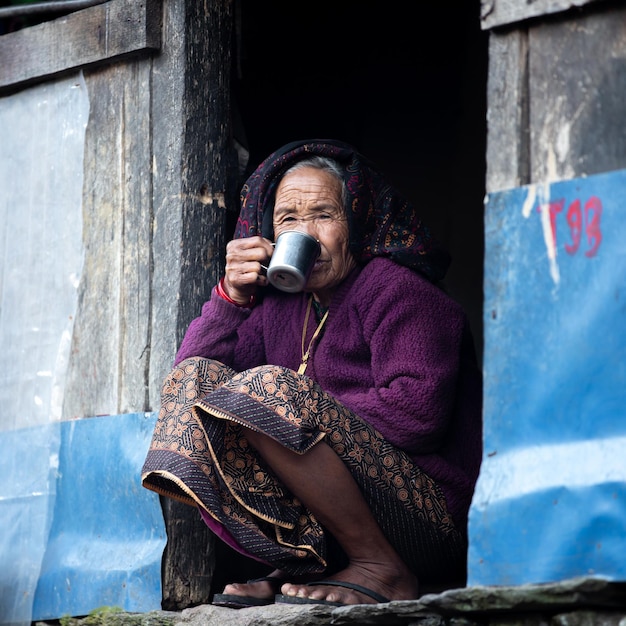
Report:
279,582,299,597
222,579,275,599
280,583,316,599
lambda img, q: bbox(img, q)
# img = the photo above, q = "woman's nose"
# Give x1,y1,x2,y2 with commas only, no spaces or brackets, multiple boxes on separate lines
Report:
297,217,318,238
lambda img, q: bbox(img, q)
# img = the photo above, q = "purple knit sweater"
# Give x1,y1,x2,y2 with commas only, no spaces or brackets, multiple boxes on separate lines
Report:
175,257,482,529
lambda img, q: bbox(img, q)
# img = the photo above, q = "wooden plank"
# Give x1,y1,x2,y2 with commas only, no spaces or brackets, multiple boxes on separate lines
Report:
63,61,154,419
117,63,154,413
63,64,124,419
485,30,530,192
528,6,626,183
481,0,607,30
0,0,161,93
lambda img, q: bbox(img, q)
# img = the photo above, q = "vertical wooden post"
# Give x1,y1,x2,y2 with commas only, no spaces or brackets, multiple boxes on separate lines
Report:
150,0,238,608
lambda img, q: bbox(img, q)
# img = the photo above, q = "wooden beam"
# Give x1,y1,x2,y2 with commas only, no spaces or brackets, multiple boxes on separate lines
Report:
147,0,238,606
481,0,607,30
0,0,161,93
0,0,108,20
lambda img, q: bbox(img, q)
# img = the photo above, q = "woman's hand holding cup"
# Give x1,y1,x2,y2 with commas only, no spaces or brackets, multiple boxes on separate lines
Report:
223,236,274,305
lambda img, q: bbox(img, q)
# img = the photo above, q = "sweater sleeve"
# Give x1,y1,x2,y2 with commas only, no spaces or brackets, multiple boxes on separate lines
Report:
331,263,465,457
174,286,266,368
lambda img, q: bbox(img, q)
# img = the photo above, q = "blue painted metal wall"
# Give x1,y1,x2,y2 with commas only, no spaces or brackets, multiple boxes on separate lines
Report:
0,413,166,624
468,169,626,585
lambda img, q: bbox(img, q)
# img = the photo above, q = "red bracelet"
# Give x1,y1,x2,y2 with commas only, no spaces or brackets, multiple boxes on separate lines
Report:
216,278,256,308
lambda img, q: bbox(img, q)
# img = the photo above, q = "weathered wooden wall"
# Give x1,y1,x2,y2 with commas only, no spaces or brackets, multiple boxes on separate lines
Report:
485,0,626,192
51,0,239,422
476,0,626,588
0,0,160,92
0,0,238,610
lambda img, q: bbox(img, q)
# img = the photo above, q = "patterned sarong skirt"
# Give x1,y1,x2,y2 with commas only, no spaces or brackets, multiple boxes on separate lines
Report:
141,357,466,583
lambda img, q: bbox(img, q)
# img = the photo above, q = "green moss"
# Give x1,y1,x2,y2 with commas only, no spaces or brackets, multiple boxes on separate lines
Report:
36,606,181,626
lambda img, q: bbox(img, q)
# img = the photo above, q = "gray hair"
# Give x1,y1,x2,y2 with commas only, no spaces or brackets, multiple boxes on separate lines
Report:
282,156,348,209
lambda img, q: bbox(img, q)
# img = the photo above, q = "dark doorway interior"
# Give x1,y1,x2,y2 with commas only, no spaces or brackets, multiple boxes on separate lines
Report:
212,2,488,595
232,1,488,358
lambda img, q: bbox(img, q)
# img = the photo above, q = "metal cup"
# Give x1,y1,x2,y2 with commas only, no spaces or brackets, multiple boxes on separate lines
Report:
267,231,321,293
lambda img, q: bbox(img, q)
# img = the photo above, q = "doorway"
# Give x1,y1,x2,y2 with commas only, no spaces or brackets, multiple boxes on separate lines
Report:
209,2,488,594
232,1,488,355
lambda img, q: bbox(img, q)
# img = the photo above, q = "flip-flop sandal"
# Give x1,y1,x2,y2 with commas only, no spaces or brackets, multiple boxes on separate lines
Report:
212,575,283,609
275,580,390,606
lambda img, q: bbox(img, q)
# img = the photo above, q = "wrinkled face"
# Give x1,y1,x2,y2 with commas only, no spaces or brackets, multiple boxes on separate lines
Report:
273,166,356,305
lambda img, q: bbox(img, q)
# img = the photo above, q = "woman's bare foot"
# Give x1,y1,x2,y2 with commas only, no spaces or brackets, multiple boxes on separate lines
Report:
279,560,419,605
241,433,420,606
222,569,286,600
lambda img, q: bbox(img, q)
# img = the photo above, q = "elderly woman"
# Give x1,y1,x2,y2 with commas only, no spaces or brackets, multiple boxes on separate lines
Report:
142,139,482,608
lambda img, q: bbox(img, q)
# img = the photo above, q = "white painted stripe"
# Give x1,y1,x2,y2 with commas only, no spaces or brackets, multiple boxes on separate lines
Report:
474,436,626,505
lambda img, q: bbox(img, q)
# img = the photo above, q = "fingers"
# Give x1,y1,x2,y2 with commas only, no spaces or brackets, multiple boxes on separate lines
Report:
226,236,273,263
224,236,273,302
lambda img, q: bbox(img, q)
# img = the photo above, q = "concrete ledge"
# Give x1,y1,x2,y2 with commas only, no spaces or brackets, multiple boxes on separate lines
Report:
37,577,626,626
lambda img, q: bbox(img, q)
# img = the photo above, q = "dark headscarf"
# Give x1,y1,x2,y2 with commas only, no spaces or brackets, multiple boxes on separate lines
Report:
234,139,450,282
